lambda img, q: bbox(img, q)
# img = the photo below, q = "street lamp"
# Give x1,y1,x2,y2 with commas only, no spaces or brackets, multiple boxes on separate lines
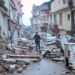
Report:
68,0,75,33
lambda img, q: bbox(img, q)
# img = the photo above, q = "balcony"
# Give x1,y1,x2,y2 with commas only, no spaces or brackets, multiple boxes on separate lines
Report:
0,0,7,11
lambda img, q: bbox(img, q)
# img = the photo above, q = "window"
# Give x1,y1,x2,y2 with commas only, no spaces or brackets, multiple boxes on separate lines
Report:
41,27,47,32
67,14,70,20
63,0,66,4
40,16,46,20
59,13,62,25
58,0,60,3
54,14,57,24
50,15,52,23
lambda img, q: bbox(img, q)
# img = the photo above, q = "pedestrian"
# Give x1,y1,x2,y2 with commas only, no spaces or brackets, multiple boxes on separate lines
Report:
33,32,41,53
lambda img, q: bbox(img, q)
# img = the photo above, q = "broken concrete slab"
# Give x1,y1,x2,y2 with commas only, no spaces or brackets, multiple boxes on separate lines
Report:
17,59,30,65
7,54,41,59
61,71,73,75
31,59,41,62
17,67,23,73
22,65,27,70
17,58,41,63
0,66,6,74
51,57,64,62
2,58,17,64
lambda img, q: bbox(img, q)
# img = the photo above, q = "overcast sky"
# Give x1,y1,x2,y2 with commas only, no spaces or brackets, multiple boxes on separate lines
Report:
21,0,50,26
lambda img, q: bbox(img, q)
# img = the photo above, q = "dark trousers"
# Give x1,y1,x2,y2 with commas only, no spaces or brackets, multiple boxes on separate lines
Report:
65,57,69,67
35,41,40,51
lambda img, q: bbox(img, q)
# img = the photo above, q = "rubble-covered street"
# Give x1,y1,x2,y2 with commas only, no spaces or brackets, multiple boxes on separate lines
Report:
0,39,74,75
7,59,74,75
1,0,75,75
4,40,74,75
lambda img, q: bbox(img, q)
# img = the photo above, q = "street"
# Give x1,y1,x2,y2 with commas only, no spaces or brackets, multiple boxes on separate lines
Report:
8,59,74,75
1,0,75,75
3,40,74,75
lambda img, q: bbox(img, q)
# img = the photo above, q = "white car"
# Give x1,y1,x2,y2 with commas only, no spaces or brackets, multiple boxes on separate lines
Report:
44,33,57,42
18,38,27,41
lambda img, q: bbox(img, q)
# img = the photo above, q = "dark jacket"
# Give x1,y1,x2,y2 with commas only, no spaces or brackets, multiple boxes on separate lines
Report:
33,34,41,42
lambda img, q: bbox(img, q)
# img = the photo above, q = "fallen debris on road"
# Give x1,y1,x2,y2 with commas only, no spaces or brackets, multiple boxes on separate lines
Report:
17,67,23,73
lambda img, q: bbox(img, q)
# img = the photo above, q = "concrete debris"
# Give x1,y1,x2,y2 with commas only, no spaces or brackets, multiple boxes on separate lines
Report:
0,38,74,75
0,66,6,74
17,67,23,73
43,51,50,58
31,59,41,62
17,60,30,65
22,65,27,69
61,71,72,75
51,57,64,62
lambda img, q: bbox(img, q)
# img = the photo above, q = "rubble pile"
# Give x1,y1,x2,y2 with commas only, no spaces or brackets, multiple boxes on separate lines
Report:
0,38,66,74
41,40,64,62
0,37,74,74
0,40,42,74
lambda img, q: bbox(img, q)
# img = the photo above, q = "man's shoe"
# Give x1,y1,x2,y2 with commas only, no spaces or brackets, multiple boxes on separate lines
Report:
39,50,41,54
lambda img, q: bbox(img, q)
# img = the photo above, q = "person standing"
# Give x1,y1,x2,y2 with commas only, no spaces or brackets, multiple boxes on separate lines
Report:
33,32,41,53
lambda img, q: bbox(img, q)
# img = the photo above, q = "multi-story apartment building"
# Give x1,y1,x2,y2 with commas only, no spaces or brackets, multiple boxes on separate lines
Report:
0,0,23,54
50,0,75,34
50,0,71,34
40,2,50,33
0,0,11,54
0,0,10,38
32,5,41,33
9,0,23,45
68,0,75,32
32,2,50,33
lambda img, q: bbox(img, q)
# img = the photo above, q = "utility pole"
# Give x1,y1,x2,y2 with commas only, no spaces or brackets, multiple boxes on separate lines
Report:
68,0,75,33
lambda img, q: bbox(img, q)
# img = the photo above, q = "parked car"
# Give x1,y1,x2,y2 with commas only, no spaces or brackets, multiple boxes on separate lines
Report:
44,33,57,42
31,32,57,42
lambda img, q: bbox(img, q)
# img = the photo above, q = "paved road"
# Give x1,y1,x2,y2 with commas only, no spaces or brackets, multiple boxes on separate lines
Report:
8,59,74,75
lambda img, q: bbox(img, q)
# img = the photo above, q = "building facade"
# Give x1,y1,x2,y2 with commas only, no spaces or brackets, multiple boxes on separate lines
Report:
50,0,71,33
32,5,41,33
0,0,23,54
0,0,10,38
0,0,10,54
9,0,23,45
50,0,75,34
32,2,50,33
